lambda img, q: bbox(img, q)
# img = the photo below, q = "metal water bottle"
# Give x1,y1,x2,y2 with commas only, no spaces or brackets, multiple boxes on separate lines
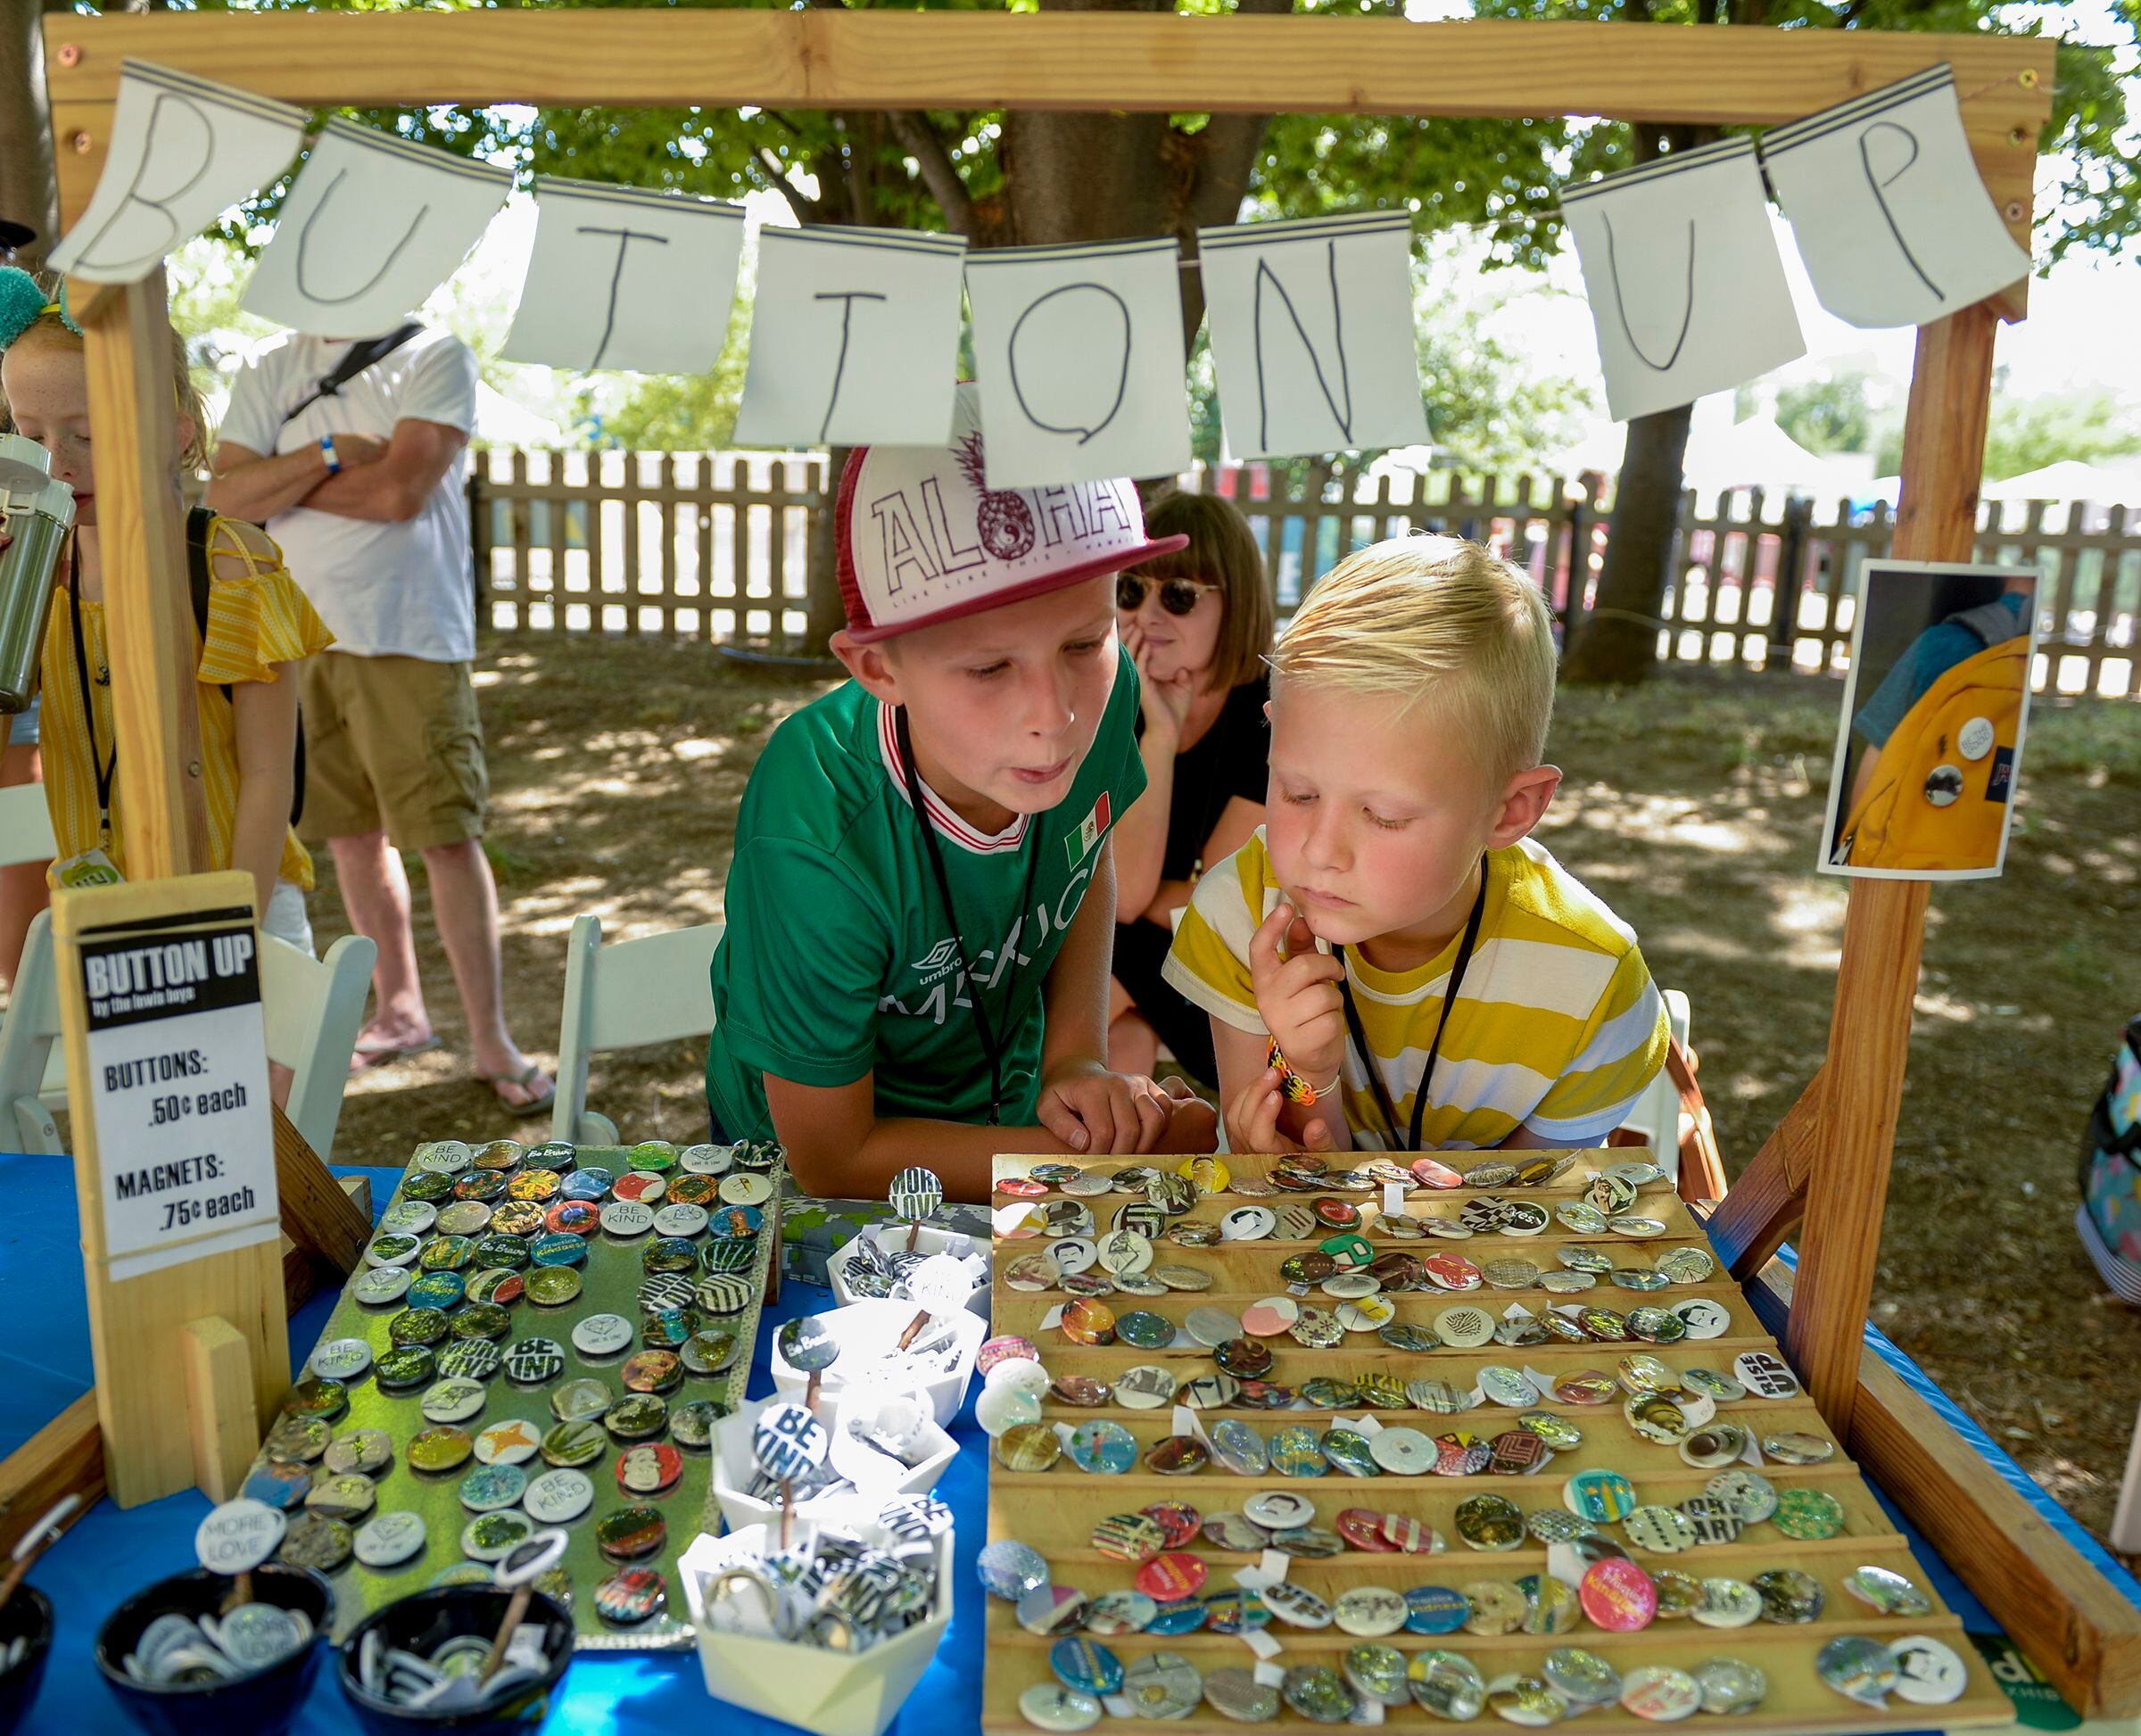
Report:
0,432,75,714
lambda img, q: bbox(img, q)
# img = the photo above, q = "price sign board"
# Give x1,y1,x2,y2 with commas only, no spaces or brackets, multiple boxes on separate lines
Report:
78,910,278,1280
51,871,291,1508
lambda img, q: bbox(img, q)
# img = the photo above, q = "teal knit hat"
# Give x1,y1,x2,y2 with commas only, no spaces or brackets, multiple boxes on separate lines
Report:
0,268,81,350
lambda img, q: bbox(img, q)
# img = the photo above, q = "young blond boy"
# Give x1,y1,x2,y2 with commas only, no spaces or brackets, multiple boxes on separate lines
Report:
705,386,1217,1202
1163,535,1669,1154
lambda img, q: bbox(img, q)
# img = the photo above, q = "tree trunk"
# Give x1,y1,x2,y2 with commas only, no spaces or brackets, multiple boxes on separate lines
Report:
806,444,852,650
1,0,58,262
1560,116,1712,686
1560,401,1692,684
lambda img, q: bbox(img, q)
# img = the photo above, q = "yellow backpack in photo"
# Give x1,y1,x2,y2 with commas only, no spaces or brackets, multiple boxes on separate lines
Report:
1839,603,2028,872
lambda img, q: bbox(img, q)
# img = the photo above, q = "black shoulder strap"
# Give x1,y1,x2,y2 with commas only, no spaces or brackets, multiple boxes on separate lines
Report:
185,504,214,645
279,320,426,431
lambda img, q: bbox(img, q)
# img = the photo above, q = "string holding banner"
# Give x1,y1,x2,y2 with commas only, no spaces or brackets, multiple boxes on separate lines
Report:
503,178,747,375
1762,67,2032,331
61,55,2035,442
1559,136,1806,426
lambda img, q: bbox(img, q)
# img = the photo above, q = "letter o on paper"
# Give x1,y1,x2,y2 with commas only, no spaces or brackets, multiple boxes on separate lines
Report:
1007,283,1131,446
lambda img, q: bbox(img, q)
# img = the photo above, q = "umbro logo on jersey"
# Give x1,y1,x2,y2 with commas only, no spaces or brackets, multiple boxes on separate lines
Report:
912,938,961,973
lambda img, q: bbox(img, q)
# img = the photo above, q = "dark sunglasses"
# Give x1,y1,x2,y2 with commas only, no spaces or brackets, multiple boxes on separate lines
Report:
1117,574,1219,616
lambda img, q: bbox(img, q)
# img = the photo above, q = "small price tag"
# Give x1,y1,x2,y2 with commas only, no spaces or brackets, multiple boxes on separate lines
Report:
1171,1404,1210,1445
1103,1696,1136,1719
1352,1697,1387,1725
1039,1304,1065,1332
1233,1566,1269,1592
1053,1421,1078,1449
1252,1657,1287,1685
195,1498,285,1575
1244,1630,1285,1664
1523,1366,1558,1401
1259,1548,1291,1584
1352,1412,1385,1438
1382,1181,1406,1218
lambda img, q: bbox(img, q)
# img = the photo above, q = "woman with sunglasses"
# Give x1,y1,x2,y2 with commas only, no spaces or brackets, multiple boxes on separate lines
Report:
1109,489,1275,1086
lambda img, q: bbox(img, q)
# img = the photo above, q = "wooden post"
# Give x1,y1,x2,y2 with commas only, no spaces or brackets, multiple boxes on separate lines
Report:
179,1317,258,1501
1783,300,2001,1433
77,269,209,878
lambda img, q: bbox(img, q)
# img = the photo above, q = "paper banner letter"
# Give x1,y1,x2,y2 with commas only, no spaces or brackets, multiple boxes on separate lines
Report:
502,178,747,373
964,237,1191,490
244,118,510,334
1196,210,1427,461
733,225,966,447
1761,67,2032,329
1560,136,1805,424
53,62,305,285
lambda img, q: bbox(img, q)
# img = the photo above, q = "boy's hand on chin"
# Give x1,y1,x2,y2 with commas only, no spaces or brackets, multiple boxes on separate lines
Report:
1039,1061,1214,1155
1249,902,1346,1088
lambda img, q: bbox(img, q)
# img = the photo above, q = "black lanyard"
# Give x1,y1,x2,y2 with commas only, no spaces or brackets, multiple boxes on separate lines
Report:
66,538,118,846
895,707,1044,1125
1336,856,1489,1153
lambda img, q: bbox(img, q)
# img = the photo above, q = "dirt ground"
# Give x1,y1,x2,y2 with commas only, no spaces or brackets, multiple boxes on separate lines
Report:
294,635,2139,1559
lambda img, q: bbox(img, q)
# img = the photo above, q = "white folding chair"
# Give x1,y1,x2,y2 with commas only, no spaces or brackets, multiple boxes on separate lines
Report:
552,913,725,1146
0,781,57,869
4,910,376,1160
1618,987,1694,1177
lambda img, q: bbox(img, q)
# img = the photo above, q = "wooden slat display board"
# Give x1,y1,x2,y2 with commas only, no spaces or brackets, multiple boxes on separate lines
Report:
982,1153,2011,1733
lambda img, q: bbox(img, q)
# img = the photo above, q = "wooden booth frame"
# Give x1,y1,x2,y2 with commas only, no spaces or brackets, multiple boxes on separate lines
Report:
9,5,2138,1718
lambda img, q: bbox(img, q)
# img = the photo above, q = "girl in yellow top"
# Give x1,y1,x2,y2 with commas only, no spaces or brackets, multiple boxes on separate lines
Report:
0,268,334,954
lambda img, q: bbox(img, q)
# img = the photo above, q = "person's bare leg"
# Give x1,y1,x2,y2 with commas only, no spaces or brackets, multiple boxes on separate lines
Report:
330,830,433,1057
0,742,50,991
422,839,550,1107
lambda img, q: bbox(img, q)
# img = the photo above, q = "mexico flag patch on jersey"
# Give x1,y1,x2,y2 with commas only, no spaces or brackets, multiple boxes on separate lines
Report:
1066,793,1112,869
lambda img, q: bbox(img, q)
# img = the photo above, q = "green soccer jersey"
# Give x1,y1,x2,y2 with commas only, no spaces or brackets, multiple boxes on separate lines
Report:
706,646,1146,1138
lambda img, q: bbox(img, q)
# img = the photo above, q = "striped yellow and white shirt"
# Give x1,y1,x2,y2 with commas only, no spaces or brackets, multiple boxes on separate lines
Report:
1161,829,1669,1151
39,517,335,891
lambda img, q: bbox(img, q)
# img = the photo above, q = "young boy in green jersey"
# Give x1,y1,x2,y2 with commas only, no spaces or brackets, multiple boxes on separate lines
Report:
707,386,1219,1202
1163,535,1670,1157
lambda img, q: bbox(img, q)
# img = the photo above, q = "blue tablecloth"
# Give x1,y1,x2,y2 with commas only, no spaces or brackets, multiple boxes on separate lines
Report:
2,1146,2135,1734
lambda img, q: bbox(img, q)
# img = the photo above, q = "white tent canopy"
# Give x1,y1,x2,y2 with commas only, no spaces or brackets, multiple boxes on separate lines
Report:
1982,459,2141,504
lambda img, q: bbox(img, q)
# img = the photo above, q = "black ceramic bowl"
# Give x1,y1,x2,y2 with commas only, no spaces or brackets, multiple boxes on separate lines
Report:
94,1563,333,1736
0,1586,54,1736
336,1587,574,1734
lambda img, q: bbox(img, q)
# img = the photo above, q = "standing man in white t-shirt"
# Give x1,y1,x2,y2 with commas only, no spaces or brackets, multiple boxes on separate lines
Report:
209,323,553,1114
